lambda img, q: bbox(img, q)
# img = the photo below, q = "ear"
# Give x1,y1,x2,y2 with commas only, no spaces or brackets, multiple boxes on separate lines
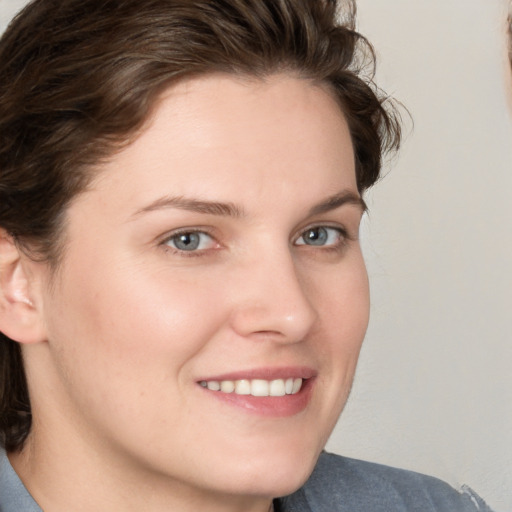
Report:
0,229,47,344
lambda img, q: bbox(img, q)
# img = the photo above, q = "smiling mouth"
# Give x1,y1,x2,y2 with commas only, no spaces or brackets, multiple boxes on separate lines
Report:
199,378,303,397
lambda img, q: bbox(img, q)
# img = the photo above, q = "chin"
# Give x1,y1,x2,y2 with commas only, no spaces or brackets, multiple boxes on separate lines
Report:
260,458,318,498
207,439,323,499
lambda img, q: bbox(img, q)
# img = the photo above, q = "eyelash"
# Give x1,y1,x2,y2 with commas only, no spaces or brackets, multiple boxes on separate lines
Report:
160,224,351,257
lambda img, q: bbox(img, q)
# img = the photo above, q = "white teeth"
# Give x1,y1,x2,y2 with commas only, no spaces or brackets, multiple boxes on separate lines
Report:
251,379,269,396
200,378,303,396
269,379,286,396
220,381,235,393
235,379,251,395
291,378,302,394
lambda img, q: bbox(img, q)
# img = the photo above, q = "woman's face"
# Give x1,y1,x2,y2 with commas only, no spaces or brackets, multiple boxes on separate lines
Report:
31,74,369,503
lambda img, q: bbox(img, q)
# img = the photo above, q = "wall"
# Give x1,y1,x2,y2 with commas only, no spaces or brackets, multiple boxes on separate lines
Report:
0,0,23,32
1,0,511,510
326,1,512,511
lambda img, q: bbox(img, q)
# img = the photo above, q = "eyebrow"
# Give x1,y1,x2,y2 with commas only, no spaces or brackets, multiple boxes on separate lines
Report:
133,196,245,218
308,191,367,216
132,189,366,219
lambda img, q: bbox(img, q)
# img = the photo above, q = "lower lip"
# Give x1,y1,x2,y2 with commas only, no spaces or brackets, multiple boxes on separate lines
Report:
198,378,315,417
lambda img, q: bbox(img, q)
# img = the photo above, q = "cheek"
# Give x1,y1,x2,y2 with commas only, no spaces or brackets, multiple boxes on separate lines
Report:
314,253,370,346
41,258,233,449
295,254,369,449
312,253,369,392
45,256,229,391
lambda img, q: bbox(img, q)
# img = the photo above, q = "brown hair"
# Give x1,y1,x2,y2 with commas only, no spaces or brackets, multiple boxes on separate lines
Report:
0,0,402,451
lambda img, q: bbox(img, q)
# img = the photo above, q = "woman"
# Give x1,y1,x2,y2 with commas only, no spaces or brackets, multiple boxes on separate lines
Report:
0,0,492,510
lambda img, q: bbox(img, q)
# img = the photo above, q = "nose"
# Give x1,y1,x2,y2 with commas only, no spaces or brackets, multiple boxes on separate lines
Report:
228,248,318,343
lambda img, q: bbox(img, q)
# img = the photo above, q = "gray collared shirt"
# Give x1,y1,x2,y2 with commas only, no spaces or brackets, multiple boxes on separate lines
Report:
0,448,493,512
0,449,41,512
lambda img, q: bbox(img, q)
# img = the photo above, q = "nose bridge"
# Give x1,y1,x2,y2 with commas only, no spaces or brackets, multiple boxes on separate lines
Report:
229,242,318,342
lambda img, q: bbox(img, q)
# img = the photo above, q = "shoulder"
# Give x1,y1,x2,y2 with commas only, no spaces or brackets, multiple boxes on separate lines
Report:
0,448,42,512
278,452,493,512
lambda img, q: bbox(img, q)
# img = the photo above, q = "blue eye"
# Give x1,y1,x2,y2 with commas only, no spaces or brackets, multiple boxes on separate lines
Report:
165,231,215,252
295,226,342,247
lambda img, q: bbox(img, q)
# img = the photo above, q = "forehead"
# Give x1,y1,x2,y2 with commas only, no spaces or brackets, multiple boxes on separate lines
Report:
86,73,356,214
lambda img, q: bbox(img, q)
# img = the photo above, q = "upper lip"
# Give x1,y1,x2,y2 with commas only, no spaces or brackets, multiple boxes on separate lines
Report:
197,366,316,382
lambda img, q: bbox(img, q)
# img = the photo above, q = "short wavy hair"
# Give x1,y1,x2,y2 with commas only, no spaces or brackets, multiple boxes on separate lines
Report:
0,0,402,451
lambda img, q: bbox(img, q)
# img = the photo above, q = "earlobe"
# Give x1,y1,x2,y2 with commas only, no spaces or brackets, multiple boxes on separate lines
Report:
0,230,46,344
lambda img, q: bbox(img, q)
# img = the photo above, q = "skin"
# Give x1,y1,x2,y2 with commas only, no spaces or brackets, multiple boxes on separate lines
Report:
6,74,370,511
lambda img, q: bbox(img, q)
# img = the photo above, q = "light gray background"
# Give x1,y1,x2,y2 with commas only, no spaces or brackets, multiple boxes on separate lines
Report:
1,0,511,511
326,2,512,511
